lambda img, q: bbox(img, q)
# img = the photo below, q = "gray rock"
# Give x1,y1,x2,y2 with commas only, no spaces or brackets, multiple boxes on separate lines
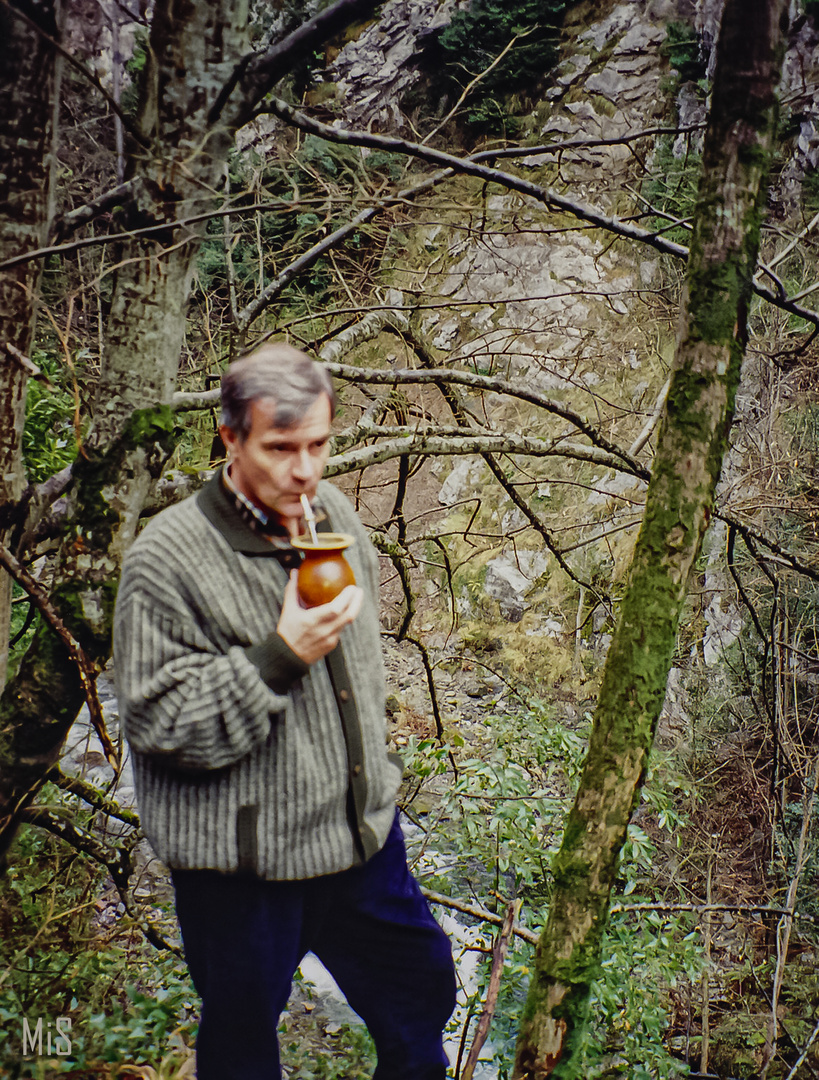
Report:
585,66,643,104
577,3,634,53
556,54,592,87
484,559,531,621
438,458,484,506
674,82,707,158
329,0,468,130
612,20,665,54
482,551,547,622
703,597,743,666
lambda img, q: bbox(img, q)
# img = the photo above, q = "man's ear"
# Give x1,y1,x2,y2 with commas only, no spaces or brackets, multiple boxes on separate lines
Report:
219,424,238,456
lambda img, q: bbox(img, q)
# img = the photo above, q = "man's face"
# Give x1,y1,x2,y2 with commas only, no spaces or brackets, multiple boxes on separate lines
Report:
220,393,332,534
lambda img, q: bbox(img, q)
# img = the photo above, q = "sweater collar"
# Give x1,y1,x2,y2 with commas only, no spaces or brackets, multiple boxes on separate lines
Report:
196,468,330,559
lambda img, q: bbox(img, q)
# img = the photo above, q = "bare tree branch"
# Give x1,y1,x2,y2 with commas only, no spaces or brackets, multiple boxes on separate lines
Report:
0,199,296,272
765,208,819,270
236,203,382,332
422,889,818,948
210,0,384,130
461,899,520,1080
370,530,416,641
234,166,465,331
470,126,706,161
48,766,140,826
19,805,129,878
385,630,445,740
266,97,689,252
324,429,628,476
3,342,50,382
51,181,137,241
267,97,819,328
629,375,671,456
761,756,819,1078
173,361,648,472
719,509,819,583
327,362,647,470
18,805,181,953
389,322,615,611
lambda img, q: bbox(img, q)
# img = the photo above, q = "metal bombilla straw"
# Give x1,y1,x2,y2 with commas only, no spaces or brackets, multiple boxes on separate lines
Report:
300,494,320,545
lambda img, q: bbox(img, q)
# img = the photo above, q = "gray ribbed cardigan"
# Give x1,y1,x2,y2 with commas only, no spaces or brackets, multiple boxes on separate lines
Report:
113,473,401,880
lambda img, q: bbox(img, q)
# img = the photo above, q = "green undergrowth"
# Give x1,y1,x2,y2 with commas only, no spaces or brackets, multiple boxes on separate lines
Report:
400,697,703,1077
0,786,377,1080
0,803,196,1079
279,984,376,1080
22,352,83,485
660,21,708,85
642,138,702,248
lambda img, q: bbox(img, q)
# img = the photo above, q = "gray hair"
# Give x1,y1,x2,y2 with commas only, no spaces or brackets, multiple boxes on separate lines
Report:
220,343,336,439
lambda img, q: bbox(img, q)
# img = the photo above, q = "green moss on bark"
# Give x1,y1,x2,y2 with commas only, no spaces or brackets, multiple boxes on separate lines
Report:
70,405,176,551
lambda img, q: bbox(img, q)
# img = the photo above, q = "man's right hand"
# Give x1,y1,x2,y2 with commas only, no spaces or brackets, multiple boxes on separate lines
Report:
276,571,364,665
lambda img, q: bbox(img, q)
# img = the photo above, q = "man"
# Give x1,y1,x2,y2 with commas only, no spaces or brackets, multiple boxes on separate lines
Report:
114,343,456,1080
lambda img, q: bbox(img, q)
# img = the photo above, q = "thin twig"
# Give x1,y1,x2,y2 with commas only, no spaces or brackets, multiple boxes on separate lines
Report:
390,633,445,741
422,889,819,949
608,901,817,922
761,755,819,1079
701,857,713,1075
423,888,539,945
786,1017,819,1080
2,342,51,384
422,30,532,146
0,200,296,273
470,126,706,161
18,805,180,954
629,375,671,456
461,900,520,1080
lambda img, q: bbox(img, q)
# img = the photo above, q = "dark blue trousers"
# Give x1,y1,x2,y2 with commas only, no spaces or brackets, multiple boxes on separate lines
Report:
172,815,456,1080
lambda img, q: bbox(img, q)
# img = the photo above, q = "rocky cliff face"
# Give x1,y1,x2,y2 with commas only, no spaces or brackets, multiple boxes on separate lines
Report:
324,0,817,590
329,0,468,128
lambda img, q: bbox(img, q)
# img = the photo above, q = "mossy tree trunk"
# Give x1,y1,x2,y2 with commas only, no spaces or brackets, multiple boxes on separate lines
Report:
0,0,381,859
0,0,60,687
512,0,789,1075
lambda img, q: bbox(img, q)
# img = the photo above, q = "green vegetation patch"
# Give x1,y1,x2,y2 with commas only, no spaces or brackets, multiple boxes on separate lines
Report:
661,21,708,83
416,0,568,133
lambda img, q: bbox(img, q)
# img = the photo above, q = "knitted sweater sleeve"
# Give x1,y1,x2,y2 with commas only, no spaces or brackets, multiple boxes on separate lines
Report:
114,542,297,773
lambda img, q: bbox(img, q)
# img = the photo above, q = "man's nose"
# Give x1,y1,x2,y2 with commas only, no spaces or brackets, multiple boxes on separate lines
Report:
291,448,314,481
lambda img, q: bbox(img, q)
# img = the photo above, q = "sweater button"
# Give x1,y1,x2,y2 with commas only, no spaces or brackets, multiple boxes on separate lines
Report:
352,763,362,777
339,689,350,702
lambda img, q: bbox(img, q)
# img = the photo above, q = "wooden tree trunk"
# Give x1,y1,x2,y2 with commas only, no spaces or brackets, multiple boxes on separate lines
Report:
512,0,789,1075
0,0,60,685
